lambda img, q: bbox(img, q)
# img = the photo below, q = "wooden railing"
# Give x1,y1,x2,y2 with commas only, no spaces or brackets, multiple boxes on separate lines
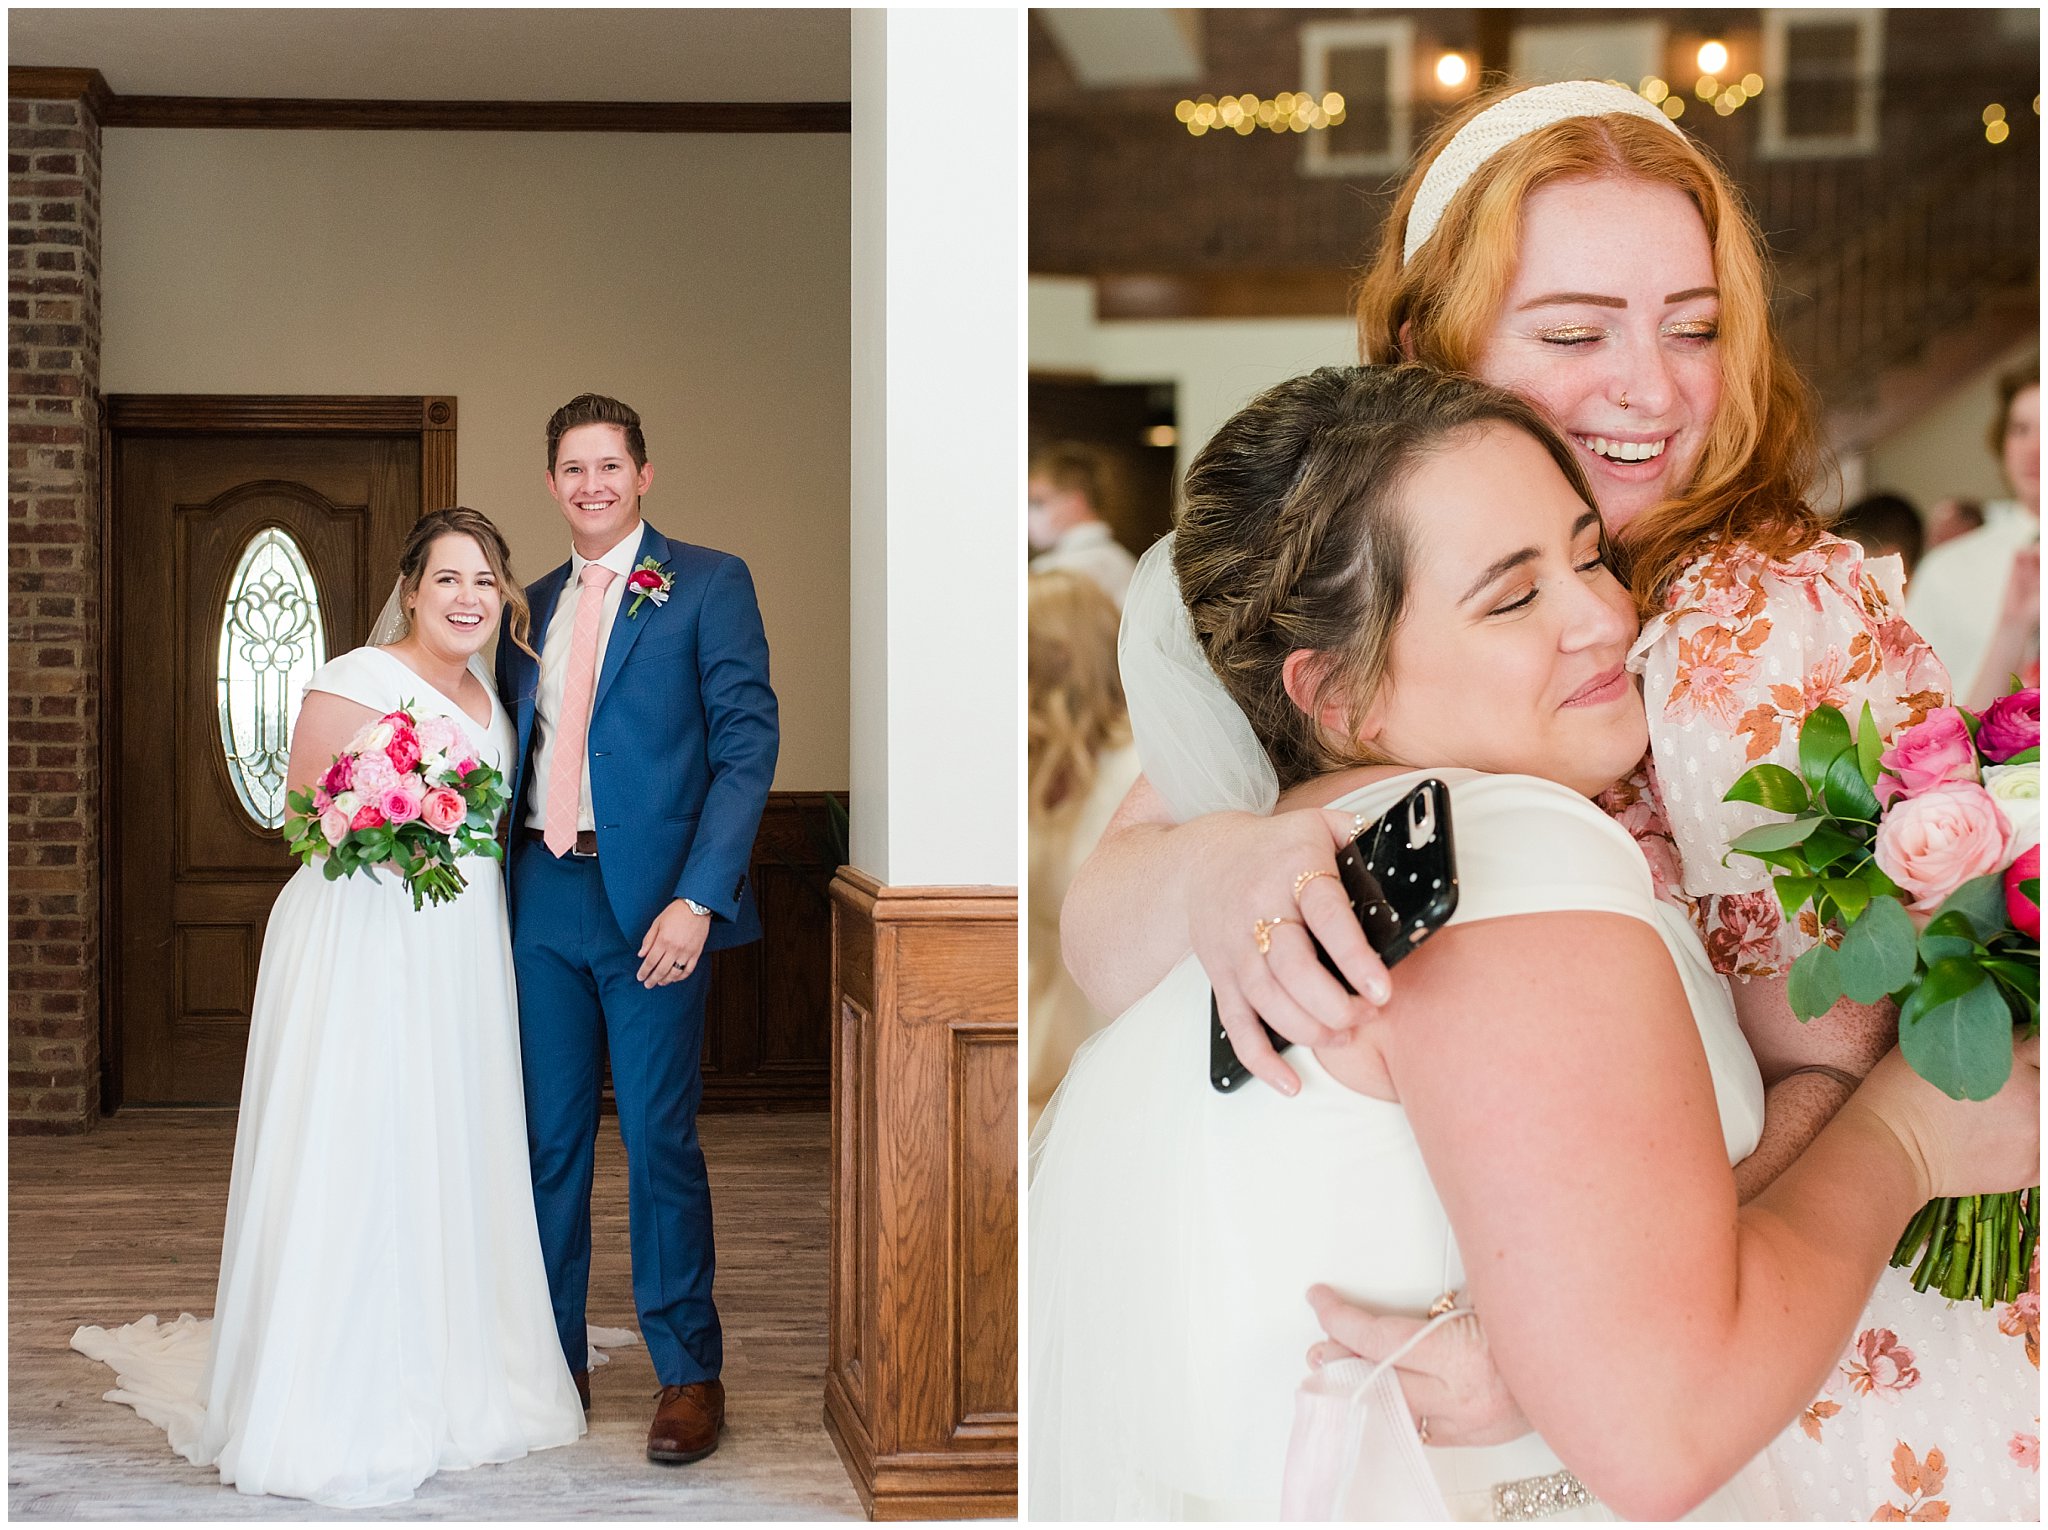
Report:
1767,120,2039,413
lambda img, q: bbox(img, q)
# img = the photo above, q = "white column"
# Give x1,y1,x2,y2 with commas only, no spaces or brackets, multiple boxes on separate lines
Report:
849,8,1020,888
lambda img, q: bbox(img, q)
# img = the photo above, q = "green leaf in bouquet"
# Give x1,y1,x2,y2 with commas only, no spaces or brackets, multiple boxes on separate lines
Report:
1797,705,1853,795
323,854,344,881
1934,874,2010,942
1773,872,1820,918
1822,876,1872,923
1901,955,1990,1022
1724,764,1811,813
1800,823,1864,871
1787,940,1844,1021
1834,894,1916,1002
1855,701,1883,786
1728,816,1829,857
1856,859,1904,899
1899,970,2013,1100
1982,958,2040,1015
1821,748,1882,824
2001,745,2040,766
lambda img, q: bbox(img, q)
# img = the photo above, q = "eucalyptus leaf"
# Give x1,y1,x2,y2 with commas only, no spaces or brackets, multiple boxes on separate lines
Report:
1834,894,1916,1003
1856,700,1883,786
1787,940,1843,1021
1724,763,1811,813
1898,976,2015,1100
1900,956,1989,1027
1934,874,2010,942
1798,706,1853,795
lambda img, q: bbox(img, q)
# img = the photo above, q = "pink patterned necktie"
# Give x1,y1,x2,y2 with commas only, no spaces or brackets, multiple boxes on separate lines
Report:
543,562,616,858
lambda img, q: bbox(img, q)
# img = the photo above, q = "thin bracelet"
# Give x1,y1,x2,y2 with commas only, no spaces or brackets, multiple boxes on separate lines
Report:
1780,1063,1862,1093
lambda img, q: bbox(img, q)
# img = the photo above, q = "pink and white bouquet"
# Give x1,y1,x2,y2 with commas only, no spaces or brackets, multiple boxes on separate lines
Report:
282,703,509,911
1724,686,2039,1305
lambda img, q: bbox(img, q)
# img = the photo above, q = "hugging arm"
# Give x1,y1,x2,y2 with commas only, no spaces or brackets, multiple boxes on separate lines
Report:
1369,908,2036,1520
1060,772,1390,1093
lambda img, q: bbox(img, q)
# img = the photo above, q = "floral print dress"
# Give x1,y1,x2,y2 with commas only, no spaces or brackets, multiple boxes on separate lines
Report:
1603,533,2040,1520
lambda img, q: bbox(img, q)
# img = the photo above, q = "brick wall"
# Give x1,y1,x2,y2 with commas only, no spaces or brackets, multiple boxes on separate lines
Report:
8,86,103,1134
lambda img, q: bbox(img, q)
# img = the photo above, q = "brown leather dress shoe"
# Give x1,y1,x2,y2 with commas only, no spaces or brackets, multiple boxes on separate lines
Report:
572,1368,591,1412
646,1378,724,1464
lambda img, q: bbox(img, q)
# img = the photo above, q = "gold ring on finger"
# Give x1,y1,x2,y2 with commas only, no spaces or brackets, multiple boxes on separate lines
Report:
1253,914,1302,955
1293,867,1339,902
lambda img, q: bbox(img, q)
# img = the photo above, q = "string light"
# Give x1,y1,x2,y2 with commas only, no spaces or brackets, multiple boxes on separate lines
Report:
1639,76,1670,105
1696,75,1720,102
1742,73,1764,95
1983,103,2007,126
1435,52,1469,89
1174,90,1346,137
1987,120,2011,144
1697,40,1729,76
1662,96,1686,121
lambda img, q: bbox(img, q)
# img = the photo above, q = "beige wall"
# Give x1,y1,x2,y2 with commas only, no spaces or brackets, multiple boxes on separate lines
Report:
1866,341,2039,516
101,128,851,789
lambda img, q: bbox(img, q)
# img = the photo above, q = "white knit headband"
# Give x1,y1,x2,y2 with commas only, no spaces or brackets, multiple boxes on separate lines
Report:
1403,80,1686,264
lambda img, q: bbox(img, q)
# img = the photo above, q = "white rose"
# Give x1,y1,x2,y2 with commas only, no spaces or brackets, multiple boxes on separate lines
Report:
359,721,394,753
419,751,451,782
331,791,361,818
1983,762,2040,857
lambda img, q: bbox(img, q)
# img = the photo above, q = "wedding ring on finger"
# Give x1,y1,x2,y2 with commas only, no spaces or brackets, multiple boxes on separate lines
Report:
1252,914,1302,955
1292,867,1339,902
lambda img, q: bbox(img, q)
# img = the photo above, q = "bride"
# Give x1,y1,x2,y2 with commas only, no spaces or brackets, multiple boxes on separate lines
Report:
1027,365,2039,1519
73,507,591,1508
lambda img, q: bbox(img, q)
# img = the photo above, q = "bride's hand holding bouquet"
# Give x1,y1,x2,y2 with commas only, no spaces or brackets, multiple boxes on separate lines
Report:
283,704,509,911
1724,685,2040,1303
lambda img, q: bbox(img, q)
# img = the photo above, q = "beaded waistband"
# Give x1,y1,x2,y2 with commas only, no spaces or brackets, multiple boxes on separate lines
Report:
1491,1468,1595,1521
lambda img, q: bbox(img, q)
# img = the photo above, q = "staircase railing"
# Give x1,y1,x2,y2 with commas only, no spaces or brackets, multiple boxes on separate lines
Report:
1768,125,2039,414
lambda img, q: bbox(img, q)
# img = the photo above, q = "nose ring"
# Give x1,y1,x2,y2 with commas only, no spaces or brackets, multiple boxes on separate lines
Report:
1619,391,1630,411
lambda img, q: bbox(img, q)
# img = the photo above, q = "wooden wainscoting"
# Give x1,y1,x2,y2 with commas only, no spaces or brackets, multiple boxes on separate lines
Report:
825,870,1017,1521
699,792,846,1111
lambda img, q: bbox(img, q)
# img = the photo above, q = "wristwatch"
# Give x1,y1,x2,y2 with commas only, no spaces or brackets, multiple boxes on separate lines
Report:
681,898,711,918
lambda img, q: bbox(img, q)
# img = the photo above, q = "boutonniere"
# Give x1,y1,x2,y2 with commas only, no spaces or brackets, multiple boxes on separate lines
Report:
625,556,673,619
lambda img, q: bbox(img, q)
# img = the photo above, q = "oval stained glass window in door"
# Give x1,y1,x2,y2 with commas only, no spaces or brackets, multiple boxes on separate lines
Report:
216,527,326,828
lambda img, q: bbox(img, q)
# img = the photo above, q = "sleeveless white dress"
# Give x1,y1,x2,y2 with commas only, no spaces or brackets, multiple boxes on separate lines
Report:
1029,770,1785,1521
72,647,586,1508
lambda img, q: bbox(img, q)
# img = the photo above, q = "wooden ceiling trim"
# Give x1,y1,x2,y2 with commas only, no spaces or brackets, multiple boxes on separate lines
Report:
9,70,849,133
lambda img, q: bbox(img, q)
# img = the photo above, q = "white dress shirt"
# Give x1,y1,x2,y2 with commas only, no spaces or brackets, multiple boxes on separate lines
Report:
1905,500,2039,700
1029,521,1138,609
525,522,647,832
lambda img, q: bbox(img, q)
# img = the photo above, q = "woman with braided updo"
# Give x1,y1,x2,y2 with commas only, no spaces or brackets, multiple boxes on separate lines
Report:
1028,364,2037,1520
1060,80,2037,1517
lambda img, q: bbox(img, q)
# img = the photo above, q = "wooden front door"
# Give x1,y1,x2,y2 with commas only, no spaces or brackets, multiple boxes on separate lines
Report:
108,397,455,1107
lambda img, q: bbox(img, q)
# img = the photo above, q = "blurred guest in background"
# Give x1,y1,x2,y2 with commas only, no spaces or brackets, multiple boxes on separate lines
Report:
1027,570,1139,1128
1907,362,2040,705
1924,494,1985,552
1832,490,1926,578
1028,443,1138,607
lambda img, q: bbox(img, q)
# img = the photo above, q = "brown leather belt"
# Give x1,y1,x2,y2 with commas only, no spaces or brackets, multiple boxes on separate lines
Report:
522,827,598,858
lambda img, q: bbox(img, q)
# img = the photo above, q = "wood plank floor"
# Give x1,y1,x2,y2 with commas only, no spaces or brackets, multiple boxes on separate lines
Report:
9,1110,864,1521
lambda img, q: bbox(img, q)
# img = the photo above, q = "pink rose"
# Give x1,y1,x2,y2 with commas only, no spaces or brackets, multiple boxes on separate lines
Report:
420,786,465,835
1978,689,2041,764
453,756,479,781
352,752,400,800
416,716,462,757
380,777,425,825
380,708,414,729
318,753,354,795
2006,844,2040,940
319,806,350,846
349,803,387,832
1876,707,1979,807
312,786,332,815
1874,782,2015,907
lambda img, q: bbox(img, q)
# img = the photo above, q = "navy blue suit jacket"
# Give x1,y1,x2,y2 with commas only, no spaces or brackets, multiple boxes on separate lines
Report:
499,525,779,953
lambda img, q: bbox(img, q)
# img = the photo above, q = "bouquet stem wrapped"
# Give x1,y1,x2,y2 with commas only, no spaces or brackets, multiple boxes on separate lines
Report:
1724,689,2039,1306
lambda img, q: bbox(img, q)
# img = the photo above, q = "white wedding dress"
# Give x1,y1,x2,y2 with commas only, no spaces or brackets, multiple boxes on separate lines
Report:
1029,769,1790,1521
73,646,588,1508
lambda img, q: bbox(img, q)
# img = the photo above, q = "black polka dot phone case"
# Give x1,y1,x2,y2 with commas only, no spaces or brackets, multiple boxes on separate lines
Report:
1209,777,1459,1093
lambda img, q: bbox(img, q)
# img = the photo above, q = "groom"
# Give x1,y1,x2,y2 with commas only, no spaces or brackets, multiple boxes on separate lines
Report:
499,392,778,1464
